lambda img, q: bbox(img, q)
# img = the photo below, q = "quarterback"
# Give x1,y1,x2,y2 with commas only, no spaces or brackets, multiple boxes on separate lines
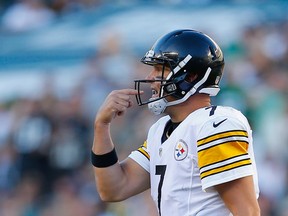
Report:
91,29,260,215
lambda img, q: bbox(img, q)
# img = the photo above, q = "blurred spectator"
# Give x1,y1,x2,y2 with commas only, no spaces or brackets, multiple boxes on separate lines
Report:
48,91,90,180
0,103,13,148
95,30,137,87
1,0,55,32
48,0,104,14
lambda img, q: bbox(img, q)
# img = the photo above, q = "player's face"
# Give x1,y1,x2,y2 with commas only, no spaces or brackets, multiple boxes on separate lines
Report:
146,64,171,99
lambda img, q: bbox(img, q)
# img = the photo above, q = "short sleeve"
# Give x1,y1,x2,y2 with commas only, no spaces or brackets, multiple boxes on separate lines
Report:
197,116,254,191
128,141,150,173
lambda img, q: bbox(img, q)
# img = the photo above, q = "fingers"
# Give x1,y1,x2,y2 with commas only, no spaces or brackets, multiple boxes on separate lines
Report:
95,89,142,124
109,89,144,108
110,89,136,106
113,89,143,96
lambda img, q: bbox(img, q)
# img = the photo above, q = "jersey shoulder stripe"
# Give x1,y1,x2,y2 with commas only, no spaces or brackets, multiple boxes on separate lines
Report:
200,152,249,170
197,130,248,147
197,128,251,180
137,141,150,160
200,159,252,179
198,139,249,153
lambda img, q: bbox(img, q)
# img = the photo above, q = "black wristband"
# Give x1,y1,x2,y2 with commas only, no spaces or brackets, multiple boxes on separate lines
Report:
91,148,118,168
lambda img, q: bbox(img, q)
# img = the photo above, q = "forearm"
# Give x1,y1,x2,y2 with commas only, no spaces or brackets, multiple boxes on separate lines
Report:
91,89,149,201
92,122,126,201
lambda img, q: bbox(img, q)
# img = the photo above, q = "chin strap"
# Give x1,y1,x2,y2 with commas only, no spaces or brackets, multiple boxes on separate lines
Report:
148,98,167,115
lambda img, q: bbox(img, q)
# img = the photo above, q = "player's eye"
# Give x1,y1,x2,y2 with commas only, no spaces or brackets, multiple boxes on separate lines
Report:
152,89,158,95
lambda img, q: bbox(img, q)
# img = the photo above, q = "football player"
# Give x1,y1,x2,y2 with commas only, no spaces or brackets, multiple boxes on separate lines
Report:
91,29,260,216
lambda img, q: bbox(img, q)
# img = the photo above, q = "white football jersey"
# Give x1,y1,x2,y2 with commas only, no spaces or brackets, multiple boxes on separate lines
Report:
129,106,259,216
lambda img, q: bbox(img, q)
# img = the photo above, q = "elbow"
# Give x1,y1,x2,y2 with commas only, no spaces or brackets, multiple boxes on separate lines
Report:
98,194,120,202
97,188,126,202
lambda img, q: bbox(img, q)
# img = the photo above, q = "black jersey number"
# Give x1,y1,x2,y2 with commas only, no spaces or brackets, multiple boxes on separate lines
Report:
206,105,217,116
156,165,166,216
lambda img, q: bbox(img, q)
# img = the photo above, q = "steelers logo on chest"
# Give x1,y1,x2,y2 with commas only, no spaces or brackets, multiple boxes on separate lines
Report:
174,139,188,161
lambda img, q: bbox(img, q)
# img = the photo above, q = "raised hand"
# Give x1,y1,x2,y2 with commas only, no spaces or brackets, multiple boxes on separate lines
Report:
95,89,142,124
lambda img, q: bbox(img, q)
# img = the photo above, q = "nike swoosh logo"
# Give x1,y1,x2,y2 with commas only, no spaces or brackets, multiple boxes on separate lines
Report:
213,118,227,128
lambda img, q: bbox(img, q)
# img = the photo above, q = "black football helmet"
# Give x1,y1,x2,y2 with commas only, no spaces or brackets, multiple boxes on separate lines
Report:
134,29,225,115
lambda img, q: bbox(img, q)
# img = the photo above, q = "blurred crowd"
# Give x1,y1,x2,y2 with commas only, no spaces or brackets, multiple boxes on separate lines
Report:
0,0,223,33
0,0,106,32
1,0,288,216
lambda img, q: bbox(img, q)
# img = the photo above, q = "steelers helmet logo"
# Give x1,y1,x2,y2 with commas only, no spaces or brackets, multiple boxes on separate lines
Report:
174,139,188,161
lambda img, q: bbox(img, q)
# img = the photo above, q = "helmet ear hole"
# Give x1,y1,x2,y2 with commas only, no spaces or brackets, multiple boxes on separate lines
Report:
185,73,198,83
